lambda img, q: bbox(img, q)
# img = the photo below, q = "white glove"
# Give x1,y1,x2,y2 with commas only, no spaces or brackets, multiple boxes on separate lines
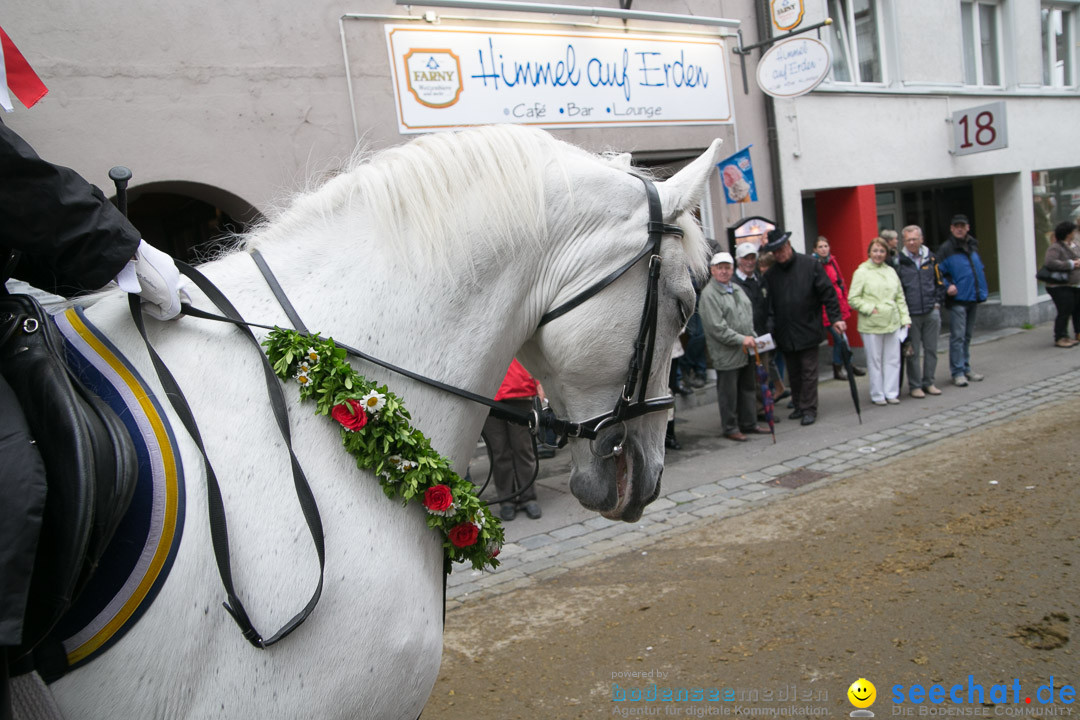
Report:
115,240,187,320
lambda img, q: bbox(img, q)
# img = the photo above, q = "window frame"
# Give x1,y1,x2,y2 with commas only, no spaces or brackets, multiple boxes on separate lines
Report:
1042,3,1077,88
961,0,1005,88
825,0,887,86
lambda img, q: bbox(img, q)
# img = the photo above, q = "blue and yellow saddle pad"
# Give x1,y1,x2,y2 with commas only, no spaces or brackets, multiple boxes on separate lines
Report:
50,306,185,671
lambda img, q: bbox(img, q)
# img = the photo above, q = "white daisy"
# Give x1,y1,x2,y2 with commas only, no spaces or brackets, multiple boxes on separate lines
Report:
360,390,386,414
426,503,456,517
296,370,310,386
305,347,319,364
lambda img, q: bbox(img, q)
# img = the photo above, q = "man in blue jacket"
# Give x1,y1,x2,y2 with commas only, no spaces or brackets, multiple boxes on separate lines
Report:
938,214,989,387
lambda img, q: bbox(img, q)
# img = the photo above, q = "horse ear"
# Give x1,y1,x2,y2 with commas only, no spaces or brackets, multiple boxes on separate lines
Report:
608,152,634,170
658,139,724,216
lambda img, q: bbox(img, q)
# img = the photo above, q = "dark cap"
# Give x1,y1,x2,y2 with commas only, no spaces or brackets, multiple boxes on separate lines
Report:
762,228,791,253
950,214,969,226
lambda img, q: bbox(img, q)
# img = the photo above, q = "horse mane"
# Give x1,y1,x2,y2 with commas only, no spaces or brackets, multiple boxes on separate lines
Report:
244,126,566,273
242,125,706,278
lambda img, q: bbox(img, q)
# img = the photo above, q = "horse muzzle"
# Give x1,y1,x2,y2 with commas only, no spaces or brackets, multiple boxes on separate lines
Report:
568,437,660,522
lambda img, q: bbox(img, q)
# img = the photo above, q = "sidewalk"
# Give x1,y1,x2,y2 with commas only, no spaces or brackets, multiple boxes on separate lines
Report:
449,321,1080,609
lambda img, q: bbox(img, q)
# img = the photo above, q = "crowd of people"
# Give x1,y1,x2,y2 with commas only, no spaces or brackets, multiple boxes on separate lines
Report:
687,215,1010,441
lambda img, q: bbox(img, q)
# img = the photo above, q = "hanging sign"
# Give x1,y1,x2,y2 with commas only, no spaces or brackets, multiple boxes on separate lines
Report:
385,26,733,134
755,37,831,98
771,0,805,31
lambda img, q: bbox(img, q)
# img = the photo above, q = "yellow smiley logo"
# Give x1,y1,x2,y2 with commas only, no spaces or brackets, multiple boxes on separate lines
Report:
847,678,877,709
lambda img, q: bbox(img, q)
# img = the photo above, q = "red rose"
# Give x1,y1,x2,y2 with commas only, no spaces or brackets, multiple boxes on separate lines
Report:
448,522,479,548
331,399,368,432
423,485,454,512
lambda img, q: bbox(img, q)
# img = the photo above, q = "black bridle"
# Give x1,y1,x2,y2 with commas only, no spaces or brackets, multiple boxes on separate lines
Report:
535,175,683,457
259,173,683,453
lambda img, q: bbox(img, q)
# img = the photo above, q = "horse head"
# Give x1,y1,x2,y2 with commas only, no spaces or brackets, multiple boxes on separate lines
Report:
519,138,722,522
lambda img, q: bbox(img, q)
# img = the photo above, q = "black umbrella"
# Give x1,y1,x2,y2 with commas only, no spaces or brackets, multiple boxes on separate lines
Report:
751,347,776,444
831,328,862,424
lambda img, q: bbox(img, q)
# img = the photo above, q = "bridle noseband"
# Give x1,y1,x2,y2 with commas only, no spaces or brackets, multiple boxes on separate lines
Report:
537,175,684,458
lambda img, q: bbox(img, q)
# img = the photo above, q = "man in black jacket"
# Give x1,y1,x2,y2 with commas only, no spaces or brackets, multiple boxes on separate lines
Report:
893,225,945,398
732,241,784,420
761,229,845,426
732,242,770,337
2,118,184,718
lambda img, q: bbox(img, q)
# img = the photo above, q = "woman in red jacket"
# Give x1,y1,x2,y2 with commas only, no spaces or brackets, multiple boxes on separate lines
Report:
482,359,543,521
814,236,865,379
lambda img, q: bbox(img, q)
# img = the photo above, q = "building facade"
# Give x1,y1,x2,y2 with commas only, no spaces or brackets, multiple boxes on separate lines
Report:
6,0,1077,329
3,1,775,261
774,0,1080,328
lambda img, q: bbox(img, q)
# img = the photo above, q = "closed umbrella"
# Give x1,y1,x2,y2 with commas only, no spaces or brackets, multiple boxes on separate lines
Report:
831,328,862,424
751,347,776,443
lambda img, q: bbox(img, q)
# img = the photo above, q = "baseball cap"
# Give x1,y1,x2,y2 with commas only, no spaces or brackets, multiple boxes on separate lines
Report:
736,242,759,259
710,251,734,266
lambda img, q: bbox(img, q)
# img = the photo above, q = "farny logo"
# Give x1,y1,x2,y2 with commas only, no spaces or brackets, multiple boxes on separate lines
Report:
402,49,463,108
891,676,1075,716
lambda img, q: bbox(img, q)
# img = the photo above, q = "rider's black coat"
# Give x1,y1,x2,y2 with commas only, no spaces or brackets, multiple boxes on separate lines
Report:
1,119,140,652
1,119,139,296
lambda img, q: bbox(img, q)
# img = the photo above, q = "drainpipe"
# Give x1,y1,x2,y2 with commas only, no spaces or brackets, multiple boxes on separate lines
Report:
753,1,785,230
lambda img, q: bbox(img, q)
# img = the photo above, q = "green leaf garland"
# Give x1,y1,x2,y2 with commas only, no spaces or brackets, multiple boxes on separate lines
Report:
262,328,503,572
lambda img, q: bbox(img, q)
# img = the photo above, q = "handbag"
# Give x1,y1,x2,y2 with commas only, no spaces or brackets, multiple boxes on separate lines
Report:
1036,265,1070,284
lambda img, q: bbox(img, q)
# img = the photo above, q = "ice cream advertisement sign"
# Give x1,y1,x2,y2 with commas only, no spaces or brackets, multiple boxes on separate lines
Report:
717,146,757,204
385,26,733,133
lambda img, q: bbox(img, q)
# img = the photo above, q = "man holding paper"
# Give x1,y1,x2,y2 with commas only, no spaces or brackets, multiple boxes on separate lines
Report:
700,252,769,442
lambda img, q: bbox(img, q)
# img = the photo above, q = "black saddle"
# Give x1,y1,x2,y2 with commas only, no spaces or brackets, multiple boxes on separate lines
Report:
0,293,139,663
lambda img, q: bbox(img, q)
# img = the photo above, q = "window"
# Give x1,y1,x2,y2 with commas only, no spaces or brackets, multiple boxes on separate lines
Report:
827,0,884,84
1042,4,1075,86
961,0,1002,86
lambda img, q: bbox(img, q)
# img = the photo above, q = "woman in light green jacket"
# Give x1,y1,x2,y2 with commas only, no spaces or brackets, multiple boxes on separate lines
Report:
848,237,911,406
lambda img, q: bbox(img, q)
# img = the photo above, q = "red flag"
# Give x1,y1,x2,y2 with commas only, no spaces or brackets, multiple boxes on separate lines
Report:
1,25,49,110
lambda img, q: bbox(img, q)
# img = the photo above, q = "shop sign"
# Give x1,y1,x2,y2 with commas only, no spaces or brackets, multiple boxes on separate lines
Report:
952,101,1008,156
771,0,805,31
755,37,831,98
385,26,732,134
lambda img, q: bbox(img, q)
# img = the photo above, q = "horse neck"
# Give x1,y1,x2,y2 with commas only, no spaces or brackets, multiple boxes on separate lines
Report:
231,217,548,465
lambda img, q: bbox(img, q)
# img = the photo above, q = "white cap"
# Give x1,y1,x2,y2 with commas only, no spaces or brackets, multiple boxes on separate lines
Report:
710,251,734,266
735,242,758,259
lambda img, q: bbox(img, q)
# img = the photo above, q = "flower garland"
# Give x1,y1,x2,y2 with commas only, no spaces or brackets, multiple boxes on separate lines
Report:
263,328,503,572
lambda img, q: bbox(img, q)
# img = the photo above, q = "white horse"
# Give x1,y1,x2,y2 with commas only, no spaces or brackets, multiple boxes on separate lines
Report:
49,125,721,719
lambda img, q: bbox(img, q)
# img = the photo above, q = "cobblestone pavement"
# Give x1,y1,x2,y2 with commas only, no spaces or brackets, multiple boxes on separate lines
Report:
447,322,1080,609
